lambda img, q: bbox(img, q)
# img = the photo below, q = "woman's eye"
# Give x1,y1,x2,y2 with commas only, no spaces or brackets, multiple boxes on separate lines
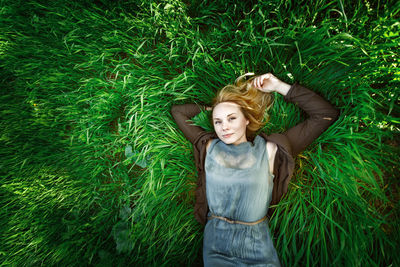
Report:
214,118,235,124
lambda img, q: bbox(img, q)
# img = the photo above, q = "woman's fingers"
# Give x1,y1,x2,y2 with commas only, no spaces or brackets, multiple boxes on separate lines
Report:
259,73,271,89
261,74,267,86
252,78,259,88
254,76,264,89
252,73,275,91
260,75,265,88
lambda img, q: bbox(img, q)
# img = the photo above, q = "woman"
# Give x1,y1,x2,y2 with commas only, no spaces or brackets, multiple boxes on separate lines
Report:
171,73,338,266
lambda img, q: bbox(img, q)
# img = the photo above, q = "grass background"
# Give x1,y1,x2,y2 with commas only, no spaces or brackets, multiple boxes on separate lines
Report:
1,0,399,266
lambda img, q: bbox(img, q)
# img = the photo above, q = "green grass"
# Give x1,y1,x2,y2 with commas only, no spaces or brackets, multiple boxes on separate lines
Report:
1,0,399,266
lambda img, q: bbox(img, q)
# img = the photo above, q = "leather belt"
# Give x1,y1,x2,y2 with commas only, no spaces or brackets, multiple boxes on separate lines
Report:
207,214,267,226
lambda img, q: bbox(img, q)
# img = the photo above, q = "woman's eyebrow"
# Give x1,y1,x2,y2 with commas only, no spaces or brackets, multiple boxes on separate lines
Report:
213,113,236,120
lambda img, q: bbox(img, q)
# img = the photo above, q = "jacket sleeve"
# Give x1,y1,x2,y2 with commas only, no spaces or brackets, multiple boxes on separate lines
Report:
170,103,208,144
283,83,339,156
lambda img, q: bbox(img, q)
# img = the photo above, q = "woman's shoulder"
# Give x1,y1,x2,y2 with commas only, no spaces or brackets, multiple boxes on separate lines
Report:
258,132,293,156
206,138,224,152
266,141,278,157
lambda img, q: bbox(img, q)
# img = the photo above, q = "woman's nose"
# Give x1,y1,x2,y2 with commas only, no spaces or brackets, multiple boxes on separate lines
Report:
222,122,229,131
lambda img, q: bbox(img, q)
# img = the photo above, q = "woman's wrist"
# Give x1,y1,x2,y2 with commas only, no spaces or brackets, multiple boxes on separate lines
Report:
275,82,291,96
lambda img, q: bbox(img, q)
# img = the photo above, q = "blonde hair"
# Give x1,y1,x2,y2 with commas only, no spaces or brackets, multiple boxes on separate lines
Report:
212,73,274,138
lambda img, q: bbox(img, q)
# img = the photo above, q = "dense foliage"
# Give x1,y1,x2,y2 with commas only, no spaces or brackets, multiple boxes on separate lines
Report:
1,0,399,266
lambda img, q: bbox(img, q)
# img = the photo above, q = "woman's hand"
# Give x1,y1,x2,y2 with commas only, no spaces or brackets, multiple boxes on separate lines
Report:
252,73,291,96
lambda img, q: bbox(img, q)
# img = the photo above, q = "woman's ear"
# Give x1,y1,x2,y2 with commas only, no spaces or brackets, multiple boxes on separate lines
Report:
246,119,249,126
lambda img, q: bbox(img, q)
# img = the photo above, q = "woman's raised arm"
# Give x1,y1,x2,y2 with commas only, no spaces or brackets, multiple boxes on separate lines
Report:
282,83,339,156
253,73,339,156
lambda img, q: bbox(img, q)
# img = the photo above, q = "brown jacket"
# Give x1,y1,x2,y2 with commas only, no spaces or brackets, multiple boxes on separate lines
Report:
171,83,339,225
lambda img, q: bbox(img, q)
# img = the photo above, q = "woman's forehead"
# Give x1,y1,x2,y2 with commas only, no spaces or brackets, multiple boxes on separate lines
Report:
213,102,241,118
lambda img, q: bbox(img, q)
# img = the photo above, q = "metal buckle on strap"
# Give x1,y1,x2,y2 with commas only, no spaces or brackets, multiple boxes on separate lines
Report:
207,214,266,226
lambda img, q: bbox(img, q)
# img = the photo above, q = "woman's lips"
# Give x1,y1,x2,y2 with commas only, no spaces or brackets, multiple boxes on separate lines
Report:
223,133,233,138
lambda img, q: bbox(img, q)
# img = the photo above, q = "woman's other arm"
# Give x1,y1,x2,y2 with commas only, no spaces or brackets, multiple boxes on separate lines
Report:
170,104,208,144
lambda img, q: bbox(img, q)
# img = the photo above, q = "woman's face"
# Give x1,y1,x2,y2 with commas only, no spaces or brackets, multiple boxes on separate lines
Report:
212,102,249,145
